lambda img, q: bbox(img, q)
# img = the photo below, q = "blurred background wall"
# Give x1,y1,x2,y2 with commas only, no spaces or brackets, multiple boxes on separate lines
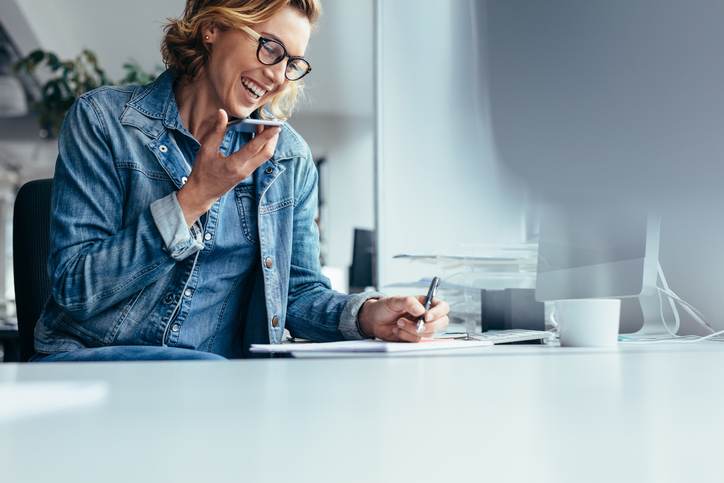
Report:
376,0,528,289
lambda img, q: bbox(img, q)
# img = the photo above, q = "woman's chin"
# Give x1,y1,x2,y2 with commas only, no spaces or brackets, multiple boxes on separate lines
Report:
229,105,255,119
230,95,264,118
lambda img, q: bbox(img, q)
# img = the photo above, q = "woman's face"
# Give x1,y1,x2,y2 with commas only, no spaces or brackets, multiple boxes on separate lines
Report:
204,6,311,118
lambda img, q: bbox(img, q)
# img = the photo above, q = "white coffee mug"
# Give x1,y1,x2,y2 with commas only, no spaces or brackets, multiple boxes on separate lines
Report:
551,298,621,347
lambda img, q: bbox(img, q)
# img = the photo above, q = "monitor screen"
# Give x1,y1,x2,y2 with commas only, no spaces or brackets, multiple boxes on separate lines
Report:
538,207,648,273
535,204,659,301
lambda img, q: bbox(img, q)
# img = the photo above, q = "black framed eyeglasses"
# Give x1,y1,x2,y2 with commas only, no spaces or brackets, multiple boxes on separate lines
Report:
240,26,311,81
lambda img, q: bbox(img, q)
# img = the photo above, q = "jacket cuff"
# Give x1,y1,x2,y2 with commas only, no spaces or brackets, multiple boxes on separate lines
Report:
339,290,385,340
150,192,204,261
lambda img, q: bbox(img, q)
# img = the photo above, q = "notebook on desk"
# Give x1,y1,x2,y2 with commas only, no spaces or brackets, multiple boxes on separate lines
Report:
250,338,494,354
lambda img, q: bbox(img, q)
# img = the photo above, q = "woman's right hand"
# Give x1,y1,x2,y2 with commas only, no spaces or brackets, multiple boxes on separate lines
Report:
176,108,281,226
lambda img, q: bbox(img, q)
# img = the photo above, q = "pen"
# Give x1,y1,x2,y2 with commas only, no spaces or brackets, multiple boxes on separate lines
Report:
417,276,441,333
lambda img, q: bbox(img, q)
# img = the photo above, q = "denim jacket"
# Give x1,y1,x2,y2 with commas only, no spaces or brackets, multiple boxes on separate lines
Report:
34,69,381,356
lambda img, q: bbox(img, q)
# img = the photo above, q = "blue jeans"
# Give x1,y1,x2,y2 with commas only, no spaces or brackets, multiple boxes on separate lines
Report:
32,346,227,362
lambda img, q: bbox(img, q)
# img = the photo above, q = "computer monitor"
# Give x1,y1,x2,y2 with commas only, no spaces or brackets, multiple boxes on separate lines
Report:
348,228,376,293
482,1,724,336
535,204,666,336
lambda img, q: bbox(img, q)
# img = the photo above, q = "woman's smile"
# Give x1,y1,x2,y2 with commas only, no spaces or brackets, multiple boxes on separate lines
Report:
240,76,269,103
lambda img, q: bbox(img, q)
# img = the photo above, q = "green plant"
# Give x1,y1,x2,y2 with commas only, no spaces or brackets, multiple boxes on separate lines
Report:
118,60,158,86
13,48,160,137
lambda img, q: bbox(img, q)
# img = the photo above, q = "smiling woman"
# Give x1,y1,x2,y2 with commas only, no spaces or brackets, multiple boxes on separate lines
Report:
162,0,317,122
31,0,449,362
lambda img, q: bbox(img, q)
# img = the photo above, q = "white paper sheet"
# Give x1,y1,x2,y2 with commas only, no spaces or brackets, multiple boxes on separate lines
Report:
250,339,493,354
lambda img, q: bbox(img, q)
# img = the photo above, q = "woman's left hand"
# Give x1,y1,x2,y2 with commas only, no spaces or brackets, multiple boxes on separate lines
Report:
357,296,450,342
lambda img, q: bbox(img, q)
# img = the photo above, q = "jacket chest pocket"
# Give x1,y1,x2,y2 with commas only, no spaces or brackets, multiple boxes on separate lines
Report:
234,185,258,244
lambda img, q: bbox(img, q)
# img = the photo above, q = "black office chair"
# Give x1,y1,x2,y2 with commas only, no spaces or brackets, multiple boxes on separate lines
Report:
12,179,53,362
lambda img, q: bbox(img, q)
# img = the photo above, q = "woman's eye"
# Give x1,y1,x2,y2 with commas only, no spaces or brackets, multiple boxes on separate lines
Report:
262,43,282,57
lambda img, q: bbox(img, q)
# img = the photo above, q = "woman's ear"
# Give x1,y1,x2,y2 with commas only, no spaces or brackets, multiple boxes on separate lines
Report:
202,23,218,44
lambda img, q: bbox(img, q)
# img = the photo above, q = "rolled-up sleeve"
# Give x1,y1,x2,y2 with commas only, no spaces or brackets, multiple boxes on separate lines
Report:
338,290,385,340
150,192,205,261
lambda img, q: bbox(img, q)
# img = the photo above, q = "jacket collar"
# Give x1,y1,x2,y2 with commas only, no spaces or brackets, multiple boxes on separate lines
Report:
119,69,306,161
120,69,183,139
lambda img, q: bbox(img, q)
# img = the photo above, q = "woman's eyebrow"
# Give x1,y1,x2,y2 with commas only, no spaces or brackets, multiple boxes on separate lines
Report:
261,31,286,44
261,31,304,57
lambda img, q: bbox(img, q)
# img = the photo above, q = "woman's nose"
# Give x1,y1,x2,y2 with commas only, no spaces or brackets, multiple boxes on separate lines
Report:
263,61,287,86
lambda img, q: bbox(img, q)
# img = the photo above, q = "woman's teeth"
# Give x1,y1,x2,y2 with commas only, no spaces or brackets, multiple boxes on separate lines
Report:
241,77,266,99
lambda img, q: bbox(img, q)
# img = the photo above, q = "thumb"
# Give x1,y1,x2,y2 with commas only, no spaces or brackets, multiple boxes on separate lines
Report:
199,108,228,150
385,296,426,318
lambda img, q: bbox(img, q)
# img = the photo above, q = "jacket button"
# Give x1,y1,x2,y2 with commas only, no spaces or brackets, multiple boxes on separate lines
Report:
184,289,192,297
271,315,279,328
265,166,273,174
264,257,273,269
159,145,168,153
204,232,212,241
181,176,188,185
170,323,180,333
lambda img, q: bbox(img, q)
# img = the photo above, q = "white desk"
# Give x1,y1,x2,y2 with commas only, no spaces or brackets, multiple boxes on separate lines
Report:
1,343,723,483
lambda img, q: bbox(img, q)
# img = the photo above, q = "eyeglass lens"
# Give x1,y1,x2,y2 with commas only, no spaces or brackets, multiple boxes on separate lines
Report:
258,39,310,81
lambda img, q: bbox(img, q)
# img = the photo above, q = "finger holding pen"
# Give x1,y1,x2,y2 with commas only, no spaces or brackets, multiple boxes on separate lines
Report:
395,300,450,338
356,288,450,342
416,276,441,333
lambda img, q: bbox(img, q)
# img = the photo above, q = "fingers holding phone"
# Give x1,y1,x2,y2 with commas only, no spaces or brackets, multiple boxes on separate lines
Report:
228,124,281,176
177,110,282,226
227,117,284,177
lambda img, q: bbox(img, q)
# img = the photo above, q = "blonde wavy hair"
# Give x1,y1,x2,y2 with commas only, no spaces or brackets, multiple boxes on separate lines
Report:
161,0,321,120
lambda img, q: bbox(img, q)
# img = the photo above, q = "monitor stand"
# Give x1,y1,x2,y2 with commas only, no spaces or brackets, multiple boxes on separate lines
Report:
631,285,672,337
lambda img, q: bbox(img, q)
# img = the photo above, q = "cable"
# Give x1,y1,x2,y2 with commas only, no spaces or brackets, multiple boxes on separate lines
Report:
656,287,714,331
620,330,724,344
619,262,723,344
657,287,715,337
655,287,677,337
627,263,680,341
656,263,680,334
